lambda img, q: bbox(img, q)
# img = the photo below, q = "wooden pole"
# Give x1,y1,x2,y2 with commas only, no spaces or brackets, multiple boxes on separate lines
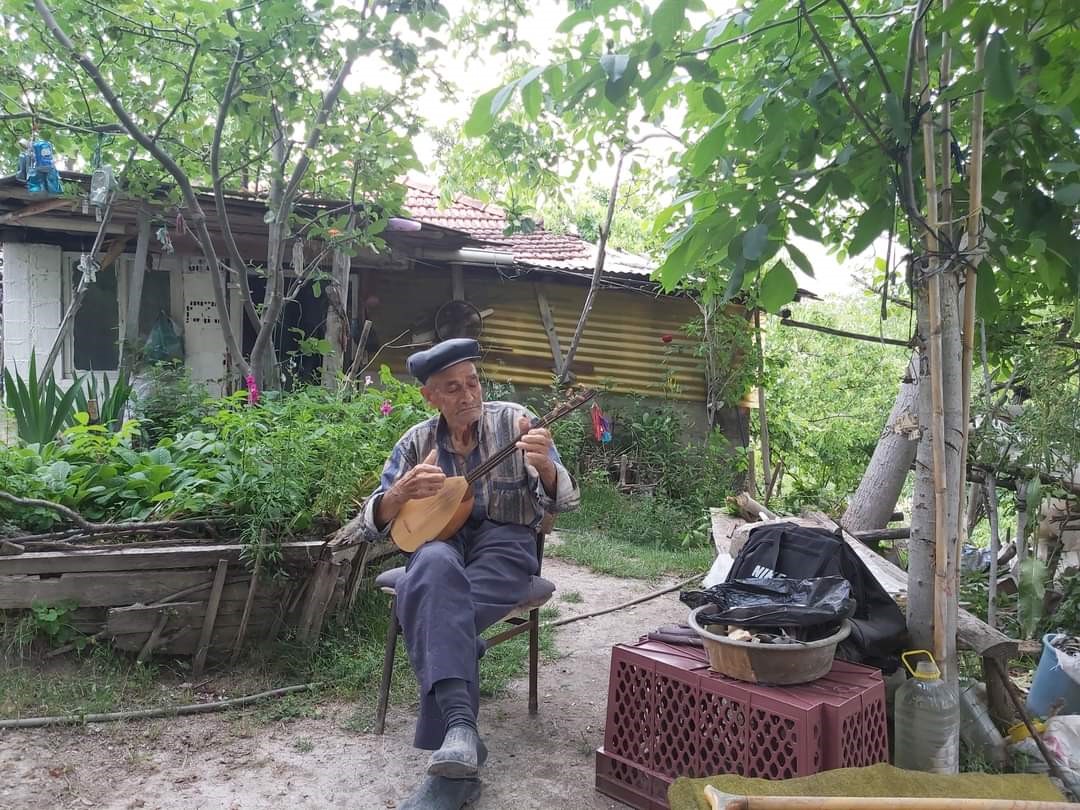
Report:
754,309,773,504
705,786,1071,810
192,559,228,678
778,317,910,348
957,36,988,549
980,321,1001,629
230,552,262,663
120,205,151,366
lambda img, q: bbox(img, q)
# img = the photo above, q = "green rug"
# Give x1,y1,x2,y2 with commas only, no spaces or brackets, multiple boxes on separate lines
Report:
668,763,1066,810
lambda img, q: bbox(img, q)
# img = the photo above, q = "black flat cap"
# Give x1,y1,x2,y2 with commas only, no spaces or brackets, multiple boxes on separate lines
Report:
406,338,482,383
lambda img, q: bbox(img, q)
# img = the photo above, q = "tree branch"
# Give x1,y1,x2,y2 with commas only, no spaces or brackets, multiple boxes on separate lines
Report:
0,491,93,528
211,45,261,330
834,0,893,96
33,0,253,381
0,111,123,134
683,0,831,56
800,0,894,160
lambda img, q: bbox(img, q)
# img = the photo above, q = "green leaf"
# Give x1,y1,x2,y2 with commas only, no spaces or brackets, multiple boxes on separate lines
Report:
742,224,769,262
785,243,815,278
985,32,1017,104
1048,161,1080,174
849,199,893,255
463,87,499,137
1053,184,1080,207
740,94,766,122
723,263,747,301
600,53,630,83
702,86,726,115
690,124,726,177
489,83,517,119
758,263,798,313
521,80,542,119
1018,556,1047,638
652,0,686,46
975,266,999,321
884,93,909,146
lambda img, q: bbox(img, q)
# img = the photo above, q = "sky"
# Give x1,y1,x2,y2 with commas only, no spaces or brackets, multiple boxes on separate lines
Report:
369,0,871,298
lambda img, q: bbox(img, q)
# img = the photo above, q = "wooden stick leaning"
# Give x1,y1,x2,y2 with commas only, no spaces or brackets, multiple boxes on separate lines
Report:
704,786,1071,810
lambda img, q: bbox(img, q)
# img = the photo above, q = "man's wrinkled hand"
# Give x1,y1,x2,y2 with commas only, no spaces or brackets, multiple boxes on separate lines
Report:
391,449,446,501
516,415,555,478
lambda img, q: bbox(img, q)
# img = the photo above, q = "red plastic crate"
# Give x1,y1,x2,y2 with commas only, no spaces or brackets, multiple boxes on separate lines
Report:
596,639,889,810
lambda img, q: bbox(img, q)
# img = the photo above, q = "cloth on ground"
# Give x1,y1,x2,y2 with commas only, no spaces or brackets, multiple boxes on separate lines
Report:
666,763,1065,810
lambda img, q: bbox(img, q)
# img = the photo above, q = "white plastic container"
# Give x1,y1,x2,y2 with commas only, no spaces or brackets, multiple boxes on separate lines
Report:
894,650,960,773
959,679,1006,769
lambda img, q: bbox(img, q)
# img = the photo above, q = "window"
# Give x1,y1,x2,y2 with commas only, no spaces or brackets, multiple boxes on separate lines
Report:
62,252,173,375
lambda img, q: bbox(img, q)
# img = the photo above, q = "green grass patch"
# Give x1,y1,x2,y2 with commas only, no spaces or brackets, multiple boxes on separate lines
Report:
549,529,715,580
559,590,584,604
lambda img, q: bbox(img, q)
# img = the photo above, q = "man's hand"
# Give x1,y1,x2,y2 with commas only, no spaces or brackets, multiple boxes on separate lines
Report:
391,448,446,501
517,415,557,495
375,449,445,528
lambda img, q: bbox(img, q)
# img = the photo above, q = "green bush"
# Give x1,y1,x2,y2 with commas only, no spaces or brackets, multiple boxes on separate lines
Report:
129,361,212,443
0,366,431,558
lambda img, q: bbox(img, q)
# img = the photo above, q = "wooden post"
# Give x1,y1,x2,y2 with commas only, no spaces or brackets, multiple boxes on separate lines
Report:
230,555,262,663
137,611,169,664
296,559,341,644
533,283,565,378
192,559,228,678
121,205,151,363
322,247,351,389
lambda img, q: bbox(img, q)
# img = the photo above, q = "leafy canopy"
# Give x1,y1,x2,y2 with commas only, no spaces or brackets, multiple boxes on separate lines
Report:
466,0,1080,327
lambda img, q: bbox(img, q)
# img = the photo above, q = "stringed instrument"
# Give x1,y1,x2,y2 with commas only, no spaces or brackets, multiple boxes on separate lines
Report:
390,389,596,552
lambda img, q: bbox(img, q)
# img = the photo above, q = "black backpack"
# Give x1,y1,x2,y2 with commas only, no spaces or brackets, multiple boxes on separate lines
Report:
728,521,907,672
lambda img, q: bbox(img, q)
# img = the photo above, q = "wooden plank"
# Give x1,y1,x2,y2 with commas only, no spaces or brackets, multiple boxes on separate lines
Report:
296,560,340,644
230,558,261,661
0,540,326,576
112,613,280,657
0,569,212,608
0,197,75,224
533,283,565,376
106,601,206,635
193,560,229,678
137,612,169,663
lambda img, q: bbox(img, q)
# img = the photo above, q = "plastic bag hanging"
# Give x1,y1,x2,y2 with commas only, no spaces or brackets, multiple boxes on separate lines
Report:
590,401,611,443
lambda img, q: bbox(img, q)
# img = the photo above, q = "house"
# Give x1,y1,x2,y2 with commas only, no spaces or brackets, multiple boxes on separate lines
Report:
0,173,749,442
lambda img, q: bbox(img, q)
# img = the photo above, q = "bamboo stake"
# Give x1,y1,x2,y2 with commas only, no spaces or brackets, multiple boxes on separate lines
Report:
192,559,228,678
545,573,703,629
916,17,950,671
754,309,773,503
980,320,1001,628
704,786,1071,810
957,37,989,547
230,551,262,663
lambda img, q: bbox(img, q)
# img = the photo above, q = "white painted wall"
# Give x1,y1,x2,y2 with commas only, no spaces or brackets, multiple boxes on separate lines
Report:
1,242,63,379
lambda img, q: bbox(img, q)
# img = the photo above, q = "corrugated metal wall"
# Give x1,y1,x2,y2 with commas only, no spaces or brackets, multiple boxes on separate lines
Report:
366,264,707,403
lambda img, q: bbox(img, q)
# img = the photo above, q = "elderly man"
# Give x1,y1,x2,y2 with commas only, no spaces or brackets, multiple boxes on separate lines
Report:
361,337,579,808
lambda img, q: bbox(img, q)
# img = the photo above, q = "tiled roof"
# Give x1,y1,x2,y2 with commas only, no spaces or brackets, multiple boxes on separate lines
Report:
403,178,654,278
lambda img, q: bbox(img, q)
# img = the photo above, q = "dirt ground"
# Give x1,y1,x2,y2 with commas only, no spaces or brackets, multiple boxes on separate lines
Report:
0,555,690,810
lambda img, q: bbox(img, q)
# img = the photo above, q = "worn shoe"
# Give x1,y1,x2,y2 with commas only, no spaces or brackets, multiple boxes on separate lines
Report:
396,775,482,809
426,726,484,779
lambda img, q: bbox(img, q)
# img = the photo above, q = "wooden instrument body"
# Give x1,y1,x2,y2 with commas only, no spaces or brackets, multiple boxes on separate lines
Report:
390,477,475,552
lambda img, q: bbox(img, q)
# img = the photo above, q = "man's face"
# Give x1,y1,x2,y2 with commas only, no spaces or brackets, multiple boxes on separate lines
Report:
422,361,483,430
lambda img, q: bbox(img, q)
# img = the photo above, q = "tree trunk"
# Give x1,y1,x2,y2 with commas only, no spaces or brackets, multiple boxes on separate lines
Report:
842,355,920,531
322,247,350,390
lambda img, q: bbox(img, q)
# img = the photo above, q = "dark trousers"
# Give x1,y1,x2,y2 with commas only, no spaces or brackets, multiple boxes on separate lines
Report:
395,519,538,749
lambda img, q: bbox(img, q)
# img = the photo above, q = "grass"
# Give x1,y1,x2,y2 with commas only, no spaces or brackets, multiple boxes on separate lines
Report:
550,479,717,580
549,529,715,580
560,590,584,604
0,558,559,727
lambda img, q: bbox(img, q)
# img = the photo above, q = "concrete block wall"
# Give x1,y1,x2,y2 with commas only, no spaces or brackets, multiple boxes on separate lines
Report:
1,242,64,379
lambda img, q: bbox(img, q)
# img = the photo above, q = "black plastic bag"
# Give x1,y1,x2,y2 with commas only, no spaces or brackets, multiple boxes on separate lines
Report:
681,576,856,628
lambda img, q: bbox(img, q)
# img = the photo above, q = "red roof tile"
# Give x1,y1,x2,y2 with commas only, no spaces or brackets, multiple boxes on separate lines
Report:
403,179,653,277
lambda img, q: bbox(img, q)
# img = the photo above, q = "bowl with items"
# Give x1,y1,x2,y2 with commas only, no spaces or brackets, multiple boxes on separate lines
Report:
682,576,856,686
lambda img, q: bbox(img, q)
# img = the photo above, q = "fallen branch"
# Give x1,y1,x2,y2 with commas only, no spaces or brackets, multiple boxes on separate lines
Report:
0,683,320,729
546,573,703,629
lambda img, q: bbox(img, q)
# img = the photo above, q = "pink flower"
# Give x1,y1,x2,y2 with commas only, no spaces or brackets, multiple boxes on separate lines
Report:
380,400,393,416
245,373,260,405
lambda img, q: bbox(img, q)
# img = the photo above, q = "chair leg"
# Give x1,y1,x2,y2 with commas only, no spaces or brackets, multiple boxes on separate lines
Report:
528,606,540,716
374,595,400,735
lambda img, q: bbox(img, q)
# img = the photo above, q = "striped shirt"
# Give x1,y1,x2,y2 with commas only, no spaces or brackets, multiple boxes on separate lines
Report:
360,400,580,542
